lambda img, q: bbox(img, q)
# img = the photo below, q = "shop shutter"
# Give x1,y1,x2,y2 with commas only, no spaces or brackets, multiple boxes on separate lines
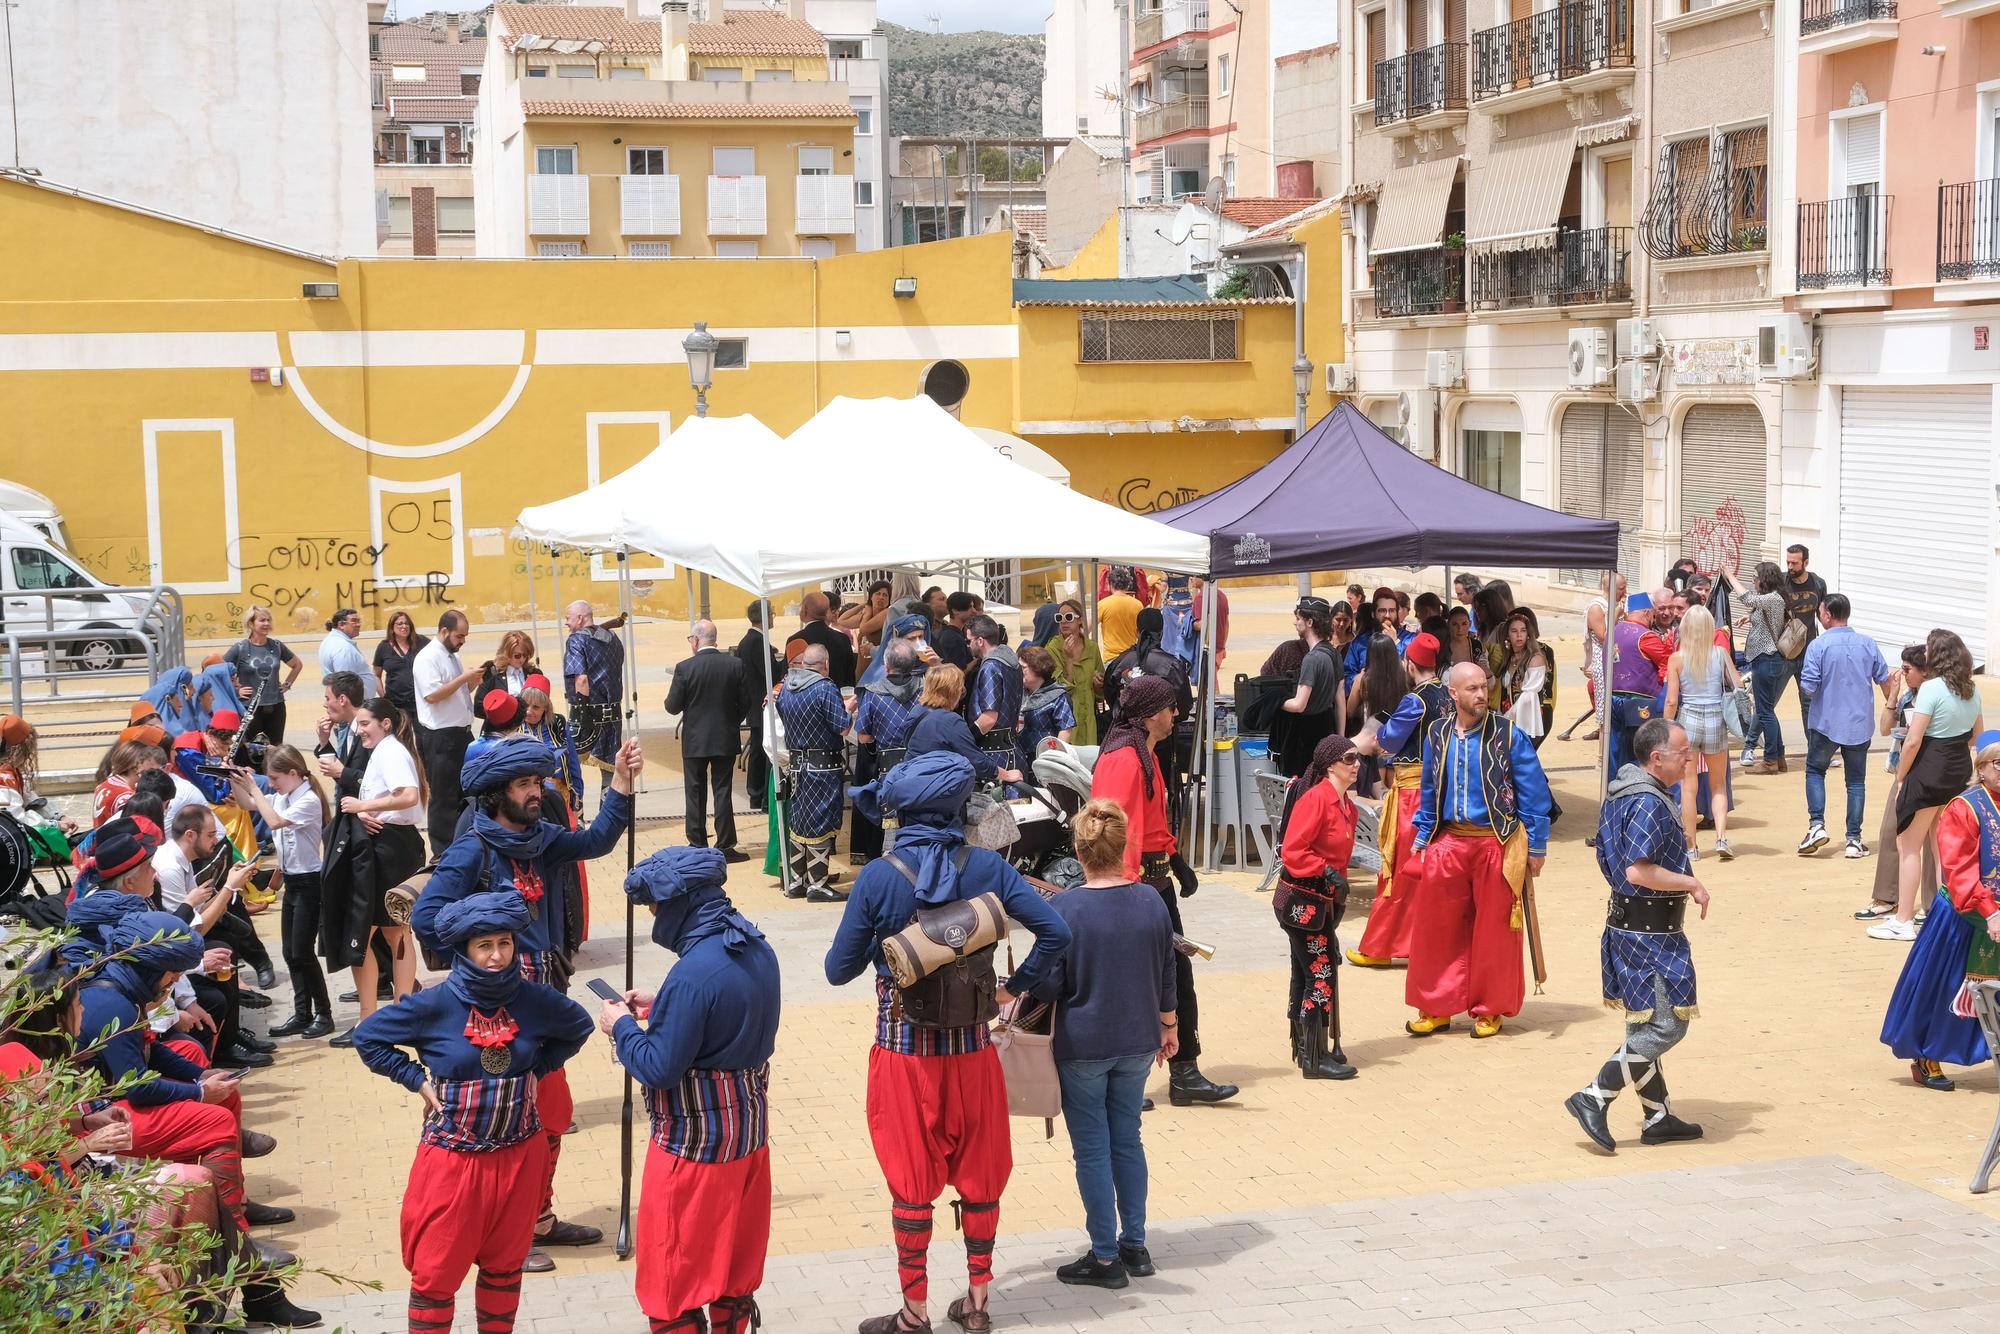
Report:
1836,386,1992,664
1557,402,1641,584
1677,404,1766,585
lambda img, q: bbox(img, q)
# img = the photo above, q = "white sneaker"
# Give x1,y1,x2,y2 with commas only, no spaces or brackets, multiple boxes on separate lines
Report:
1845,839,1869,859
1715,839,1734,861
1687,845,1701,862
1828,753,1842,769
1866,917,1917,941
1738,750,1761,768
1797,825,1829,855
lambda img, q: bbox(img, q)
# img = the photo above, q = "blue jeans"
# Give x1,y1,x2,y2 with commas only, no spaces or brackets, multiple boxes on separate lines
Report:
1057,1052,1153,1260
1805,731,1871,840
1785,654,1812,736
1751,655,1790,759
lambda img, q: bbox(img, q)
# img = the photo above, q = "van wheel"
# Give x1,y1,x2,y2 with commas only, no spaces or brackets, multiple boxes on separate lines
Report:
66,629,129,673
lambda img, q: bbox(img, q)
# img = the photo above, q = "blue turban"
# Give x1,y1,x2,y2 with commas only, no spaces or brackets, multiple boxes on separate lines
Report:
461,734,559,794
626,847,763,955
852,751,975,906
107,912,204,974
624,847,728,906
61,890,155,968
433,890,531,1007
888,613,929,640
142,668,200,733
194,664,240,729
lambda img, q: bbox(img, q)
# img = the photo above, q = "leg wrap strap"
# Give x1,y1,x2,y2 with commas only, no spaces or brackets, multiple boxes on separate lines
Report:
891,1200,934,1305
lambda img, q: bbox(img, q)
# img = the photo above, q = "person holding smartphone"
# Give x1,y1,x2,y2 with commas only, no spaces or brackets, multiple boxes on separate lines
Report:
597,845,781,1334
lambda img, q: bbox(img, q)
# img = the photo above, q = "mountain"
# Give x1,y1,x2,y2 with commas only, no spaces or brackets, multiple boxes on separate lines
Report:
883,22,1043,139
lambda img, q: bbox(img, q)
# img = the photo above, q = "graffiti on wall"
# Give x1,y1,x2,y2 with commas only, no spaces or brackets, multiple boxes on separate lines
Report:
1685,498,1748,580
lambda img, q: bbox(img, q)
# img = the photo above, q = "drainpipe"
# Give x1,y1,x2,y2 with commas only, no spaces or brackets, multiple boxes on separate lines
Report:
1293,243,1310,599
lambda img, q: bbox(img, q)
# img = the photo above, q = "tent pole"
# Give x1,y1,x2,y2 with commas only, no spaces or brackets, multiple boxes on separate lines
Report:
759,596,792,897
526,541,539,656
1196,575,1219,872
613,549,638,1262
550,546,563,640
1443,565,1453,615
1598,566,1615,817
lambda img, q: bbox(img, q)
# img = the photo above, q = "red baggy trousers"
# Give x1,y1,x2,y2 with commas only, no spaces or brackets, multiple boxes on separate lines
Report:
865,1045,1013,1205
1403,832,1524,1020
535,1066,572,1218
122,1085,246,1227
635,1143,771,1320
1355,780,1422,961
401,1137,552,1297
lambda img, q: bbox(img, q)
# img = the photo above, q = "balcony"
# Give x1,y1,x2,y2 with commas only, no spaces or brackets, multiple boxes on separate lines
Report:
1134,0,1212,52
1939,0,2000,17
1470,0,1633,114
796,175,856,235
707,175,768,236
1135,95,1209,145
378,147,472,166
1373,42,1468,131
1469,227,1631,311
1937,180,1999,289
620,174,681,236
1797,194,1891,291
1799,0,1898,56
1373,246,1467,318
528,175,589,235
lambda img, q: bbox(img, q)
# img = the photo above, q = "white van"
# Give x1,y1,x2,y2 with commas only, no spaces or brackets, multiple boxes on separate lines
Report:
0,480,69,549
0,513,152,670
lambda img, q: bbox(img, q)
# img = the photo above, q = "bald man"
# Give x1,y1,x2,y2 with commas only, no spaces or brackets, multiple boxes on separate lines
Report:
786,590,858,689
1404,661,1553,1040
667,618,752,862
563,600,628,797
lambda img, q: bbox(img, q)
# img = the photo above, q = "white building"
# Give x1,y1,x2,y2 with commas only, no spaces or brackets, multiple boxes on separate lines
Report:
0,0,377,257
803,0,890,250
1042,0,1125,140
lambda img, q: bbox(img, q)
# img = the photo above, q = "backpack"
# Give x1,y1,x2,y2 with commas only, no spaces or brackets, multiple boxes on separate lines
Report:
878,847,1005,1029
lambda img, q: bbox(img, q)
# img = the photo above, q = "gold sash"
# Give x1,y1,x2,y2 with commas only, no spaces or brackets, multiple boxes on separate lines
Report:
1376,762,1424,899
1439,820,1530,931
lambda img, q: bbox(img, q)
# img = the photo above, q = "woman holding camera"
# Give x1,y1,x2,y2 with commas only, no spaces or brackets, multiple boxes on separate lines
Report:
1278,733,1362,1081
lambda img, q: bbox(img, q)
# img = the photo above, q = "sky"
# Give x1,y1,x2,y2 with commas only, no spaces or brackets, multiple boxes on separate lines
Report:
393,1,1045,36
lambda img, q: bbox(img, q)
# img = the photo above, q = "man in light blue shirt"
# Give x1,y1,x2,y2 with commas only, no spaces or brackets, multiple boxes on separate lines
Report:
1797,594,1895,857
316,608,371,681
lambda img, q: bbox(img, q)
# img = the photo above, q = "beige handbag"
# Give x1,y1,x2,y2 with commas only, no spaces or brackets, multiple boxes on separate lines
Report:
991,994,1061,1137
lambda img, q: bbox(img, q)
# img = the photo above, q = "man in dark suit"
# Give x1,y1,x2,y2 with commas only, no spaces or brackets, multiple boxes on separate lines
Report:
735,600,783,813
313,670,394,999
667,619,751,861
785,590,858,688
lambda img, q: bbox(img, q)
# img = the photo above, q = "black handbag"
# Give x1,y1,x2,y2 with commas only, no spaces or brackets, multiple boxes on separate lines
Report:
1273,869,1348,935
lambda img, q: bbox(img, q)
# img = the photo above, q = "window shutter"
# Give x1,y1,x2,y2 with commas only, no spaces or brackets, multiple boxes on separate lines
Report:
1366,12,1385,98
1842,114,1882,190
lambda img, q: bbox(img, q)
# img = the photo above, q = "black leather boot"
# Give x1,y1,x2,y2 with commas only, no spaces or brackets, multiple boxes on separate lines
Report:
1167,1060,1238,1105
241,1280,322,1328
1300,1016,1357,1080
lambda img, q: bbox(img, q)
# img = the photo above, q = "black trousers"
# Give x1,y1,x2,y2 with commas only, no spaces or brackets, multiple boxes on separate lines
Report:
745,715,770,810
1144,872,1199,1063
206,899,271,973
245,702,286,748
188,972,239,1056
416,723,471,859
280,871,330,1019
683,752,738,851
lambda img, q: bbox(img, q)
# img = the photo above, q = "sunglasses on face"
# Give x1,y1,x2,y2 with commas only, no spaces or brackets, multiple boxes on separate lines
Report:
1335,754,1361,765
1055,612,1080,622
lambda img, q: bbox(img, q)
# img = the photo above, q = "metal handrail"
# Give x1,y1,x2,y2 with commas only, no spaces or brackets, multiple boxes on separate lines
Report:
1938,179,2000,283
1797,194,1892,289
1801,0,1895,35
1470,0,1632,102
1469,227,1632,310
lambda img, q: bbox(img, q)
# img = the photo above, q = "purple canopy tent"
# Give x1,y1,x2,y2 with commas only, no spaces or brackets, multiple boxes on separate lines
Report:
1148,401,1623,867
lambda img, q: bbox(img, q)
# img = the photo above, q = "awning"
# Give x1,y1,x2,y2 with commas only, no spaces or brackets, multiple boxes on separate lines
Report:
1466,128,1576,246
1370,157,1460,255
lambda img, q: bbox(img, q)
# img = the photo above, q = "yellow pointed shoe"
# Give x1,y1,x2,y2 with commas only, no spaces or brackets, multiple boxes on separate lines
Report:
1346,948,1394,968
1472,1014,1504,1039
1405,1013,1451,1037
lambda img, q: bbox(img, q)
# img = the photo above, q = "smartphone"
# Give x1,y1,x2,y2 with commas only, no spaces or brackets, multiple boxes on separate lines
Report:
585,978,626,1005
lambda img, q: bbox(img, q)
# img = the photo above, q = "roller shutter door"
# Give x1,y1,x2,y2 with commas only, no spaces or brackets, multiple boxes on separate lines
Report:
1678,404,1766,584
1557,402,1642,583
1836,386,1991,664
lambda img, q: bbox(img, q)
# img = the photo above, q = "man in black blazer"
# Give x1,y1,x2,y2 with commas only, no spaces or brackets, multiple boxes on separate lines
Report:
734,601,783,812
667,619,751,861
314,670,393,999
785,590,858,688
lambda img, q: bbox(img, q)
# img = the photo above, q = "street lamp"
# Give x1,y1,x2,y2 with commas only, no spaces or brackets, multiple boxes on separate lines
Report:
683,321,718,418
1292,354,1314,435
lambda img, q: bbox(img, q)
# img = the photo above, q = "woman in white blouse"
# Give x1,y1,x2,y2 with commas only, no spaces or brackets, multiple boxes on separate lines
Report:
1498,613,1549,741
333,697,428,1040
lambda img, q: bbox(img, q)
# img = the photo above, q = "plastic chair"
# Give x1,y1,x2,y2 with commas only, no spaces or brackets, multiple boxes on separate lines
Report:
1969,979,2000,1194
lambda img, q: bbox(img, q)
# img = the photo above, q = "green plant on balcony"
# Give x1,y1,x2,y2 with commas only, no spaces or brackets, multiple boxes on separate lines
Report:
1444,231,1466,250
1213,267,1253,300
1731,225,1766,252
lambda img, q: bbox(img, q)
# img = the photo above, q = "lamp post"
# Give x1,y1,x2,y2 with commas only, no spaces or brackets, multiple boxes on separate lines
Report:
1292,354,1313,435
683,321,718,419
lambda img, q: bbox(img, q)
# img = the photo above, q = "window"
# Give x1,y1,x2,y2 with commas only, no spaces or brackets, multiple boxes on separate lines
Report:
371,72,385,107
856,181,875,206
1168,167,1202,199
704,67,743,82
851,97,874,135
459,67,482,94
628,146,667,175
755,69,795,82
609,65,645,80
412,136,443,165
798,146,833,176
557,64,595,79
714,337,749,367
1642,124,1766,258
1459,430,1522,498
1721,125,1767,248
800,237,835,258
537,146,578,175
393,64,425,82
716,240,759,258
1218,54,1232,95
538,241,583,257
1078,309,1240,362
628,241,672,258
712,146,755,175
829,38,865,58
10,547,90,591
387,196,412,236
437,196,476,234
1363,8,1385,101
527,66,548,78
1223,154,1236,191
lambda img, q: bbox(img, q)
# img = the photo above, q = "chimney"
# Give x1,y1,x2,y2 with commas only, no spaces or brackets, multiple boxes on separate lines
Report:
662,0,691,80
787,0,808,18
444,11,460,42
410,186,438,258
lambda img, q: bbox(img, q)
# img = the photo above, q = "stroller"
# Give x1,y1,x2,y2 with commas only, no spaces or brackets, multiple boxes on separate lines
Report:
989,740,1098,891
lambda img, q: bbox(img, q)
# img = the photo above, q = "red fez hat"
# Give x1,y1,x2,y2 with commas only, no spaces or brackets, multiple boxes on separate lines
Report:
1405,632,1441,668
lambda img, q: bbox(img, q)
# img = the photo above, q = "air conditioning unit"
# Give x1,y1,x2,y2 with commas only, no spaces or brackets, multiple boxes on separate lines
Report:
1325,362,1357,393
1616,316,1658,361
1616,359,1658,404
1567,327,1612,388
1757,313,1814,381
1398,389,1437,460
1423,349,1462,389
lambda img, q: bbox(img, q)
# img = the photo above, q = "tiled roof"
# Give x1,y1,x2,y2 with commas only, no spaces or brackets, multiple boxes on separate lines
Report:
1220,196,1323,227
383,96,478,123
493,4,663,52
374,21,479,57
1007,206,1048,243
1231,195,1344,246
689,12,826,56
521,99,855,120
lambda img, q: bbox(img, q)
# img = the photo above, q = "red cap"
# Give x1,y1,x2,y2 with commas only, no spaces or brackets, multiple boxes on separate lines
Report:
523,673,552,695
1405,632,1441,668
173,730,206,751
483,690,521,727
208,709,242,731
1371,585,1397,604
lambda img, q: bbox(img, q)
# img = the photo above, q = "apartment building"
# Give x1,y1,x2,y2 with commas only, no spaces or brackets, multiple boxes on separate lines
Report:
1775,0,2000,661
474,1,878,258
1044,0,1128,139
372,12,482,256
889,138,1063,244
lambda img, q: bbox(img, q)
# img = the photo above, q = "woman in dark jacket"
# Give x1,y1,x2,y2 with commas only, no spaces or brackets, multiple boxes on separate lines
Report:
905,665,1021,785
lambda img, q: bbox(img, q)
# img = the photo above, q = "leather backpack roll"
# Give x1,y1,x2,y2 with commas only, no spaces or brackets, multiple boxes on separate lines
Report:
880,891,1008,990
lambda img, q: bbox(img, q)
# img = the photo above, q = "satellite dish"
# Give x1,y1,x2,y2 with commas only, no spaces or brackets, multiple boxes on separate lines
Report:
1204,174,1226,214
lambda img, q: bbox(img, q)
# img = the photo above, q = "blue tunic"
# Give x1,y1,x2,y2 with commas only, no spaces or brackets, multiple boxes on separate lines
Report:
1595,771,1698,1020
968,652,1024,770
855,682,926,754
562,626,626,764
907,706,998,783
777,675,849,838
1018,686,1076,760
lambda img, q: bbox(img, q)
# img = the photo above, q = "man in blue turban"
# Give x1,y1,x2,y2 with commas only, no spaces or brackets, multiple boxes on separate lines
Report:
599,846,780,1334
827,751,1071,1334
410,730,642,1271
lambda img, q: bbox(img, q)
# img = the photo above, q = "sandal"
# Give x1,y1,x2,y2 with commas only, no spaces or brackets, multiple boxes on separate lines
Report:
945,1295,991,1332
857,1306,931,1334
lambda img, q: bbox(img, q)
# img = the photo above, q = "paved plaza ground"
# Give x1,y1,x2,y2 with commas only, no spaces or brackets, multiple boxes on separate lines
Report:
198,587,2000,1330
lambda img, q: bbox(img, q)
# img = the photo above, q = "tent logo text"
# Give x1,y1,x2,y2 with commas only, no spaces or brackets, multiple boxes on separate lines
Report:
1232,533,1272,567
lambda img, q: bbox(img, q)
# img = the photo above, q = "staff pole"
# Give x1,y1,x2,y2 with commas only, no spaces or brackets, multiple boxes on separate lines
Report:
614,549,638,1261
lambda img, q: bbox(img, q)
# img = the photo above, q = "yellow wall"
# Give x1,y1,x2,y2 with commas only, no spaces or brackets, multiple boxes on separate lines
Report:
1056,213,1121,279
523,116,858,259
691,54,828,80
1013,302,1299,425
1029,429,1293,516
1296,208,1345,425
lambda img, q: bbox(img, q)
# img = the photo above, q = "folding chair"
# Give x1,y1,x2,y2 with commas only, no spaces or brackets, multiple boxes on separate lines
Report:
1969,980,2000,1194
